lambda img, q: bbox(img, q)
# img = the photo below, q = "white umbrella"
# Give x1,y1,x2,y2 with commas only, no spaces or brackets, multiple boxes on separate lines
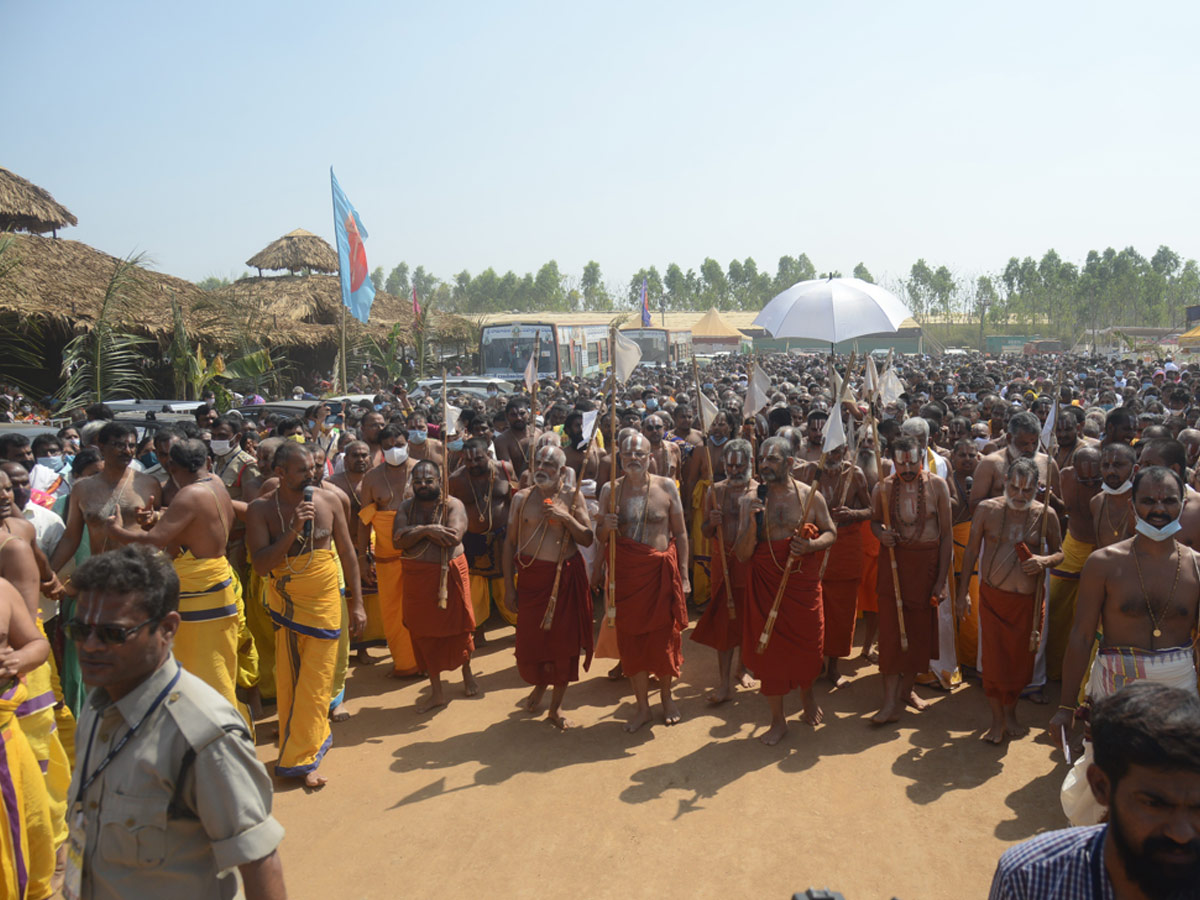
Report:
753,276,912,346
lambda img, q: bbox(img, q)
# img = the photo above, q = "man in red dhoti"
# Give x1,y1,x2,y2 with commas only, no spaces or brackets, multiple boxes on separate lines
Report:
802,443,871,687
956,457,1062,743
870,435,953,725
503,445,595,729
395,459,477,713
597,433,690,733
736,436,837,746
691,438,756,704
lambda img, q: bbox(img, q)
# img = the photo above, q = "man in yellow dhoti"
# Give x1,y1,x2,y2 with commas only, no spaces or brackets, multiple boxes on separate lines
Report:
948,438,981,669
681,408,735,609
1046,446,1100,681
0,577,55,900
106,439,249,725
357,427,419,677
247,441,364,787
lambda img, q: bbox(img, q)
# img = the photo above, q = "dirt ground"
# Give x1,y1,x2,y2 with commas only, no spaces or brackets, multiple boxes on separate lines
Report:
259,614,1071,900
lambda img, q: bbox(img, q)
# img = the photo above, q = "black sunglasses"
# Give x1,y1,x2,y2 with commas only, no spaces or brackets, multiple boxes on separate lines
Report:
65,617,160,645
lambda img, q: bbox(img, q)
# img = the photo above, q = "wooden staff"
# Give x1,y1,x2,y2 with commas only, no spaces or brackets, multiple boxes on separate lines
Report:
540,398,603,631
693,355,735,619
871,407,909,651
437,369,449,609
605,328,619,624
1029,383,1061,650
757,460,822,653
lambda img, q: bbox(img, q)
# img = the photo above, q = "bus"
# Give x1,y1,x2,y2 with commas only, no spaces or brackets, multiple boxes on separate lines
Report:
619,328,693,366
479,321,613,381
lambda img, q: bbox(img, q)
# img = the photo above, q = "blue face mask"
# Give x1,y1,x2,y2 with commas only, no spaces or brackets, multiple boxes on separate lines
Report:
710,435,729,446
138,452,158,469
374,404,384,411
37,456,65,473
306,419,316,430
448,439,464,452
408,429,427,445
646,399,658,411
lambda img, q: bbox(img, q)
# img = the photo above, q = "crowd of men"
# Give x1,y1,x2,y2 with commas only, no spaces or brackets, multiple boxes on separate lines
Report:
1,348,1199,897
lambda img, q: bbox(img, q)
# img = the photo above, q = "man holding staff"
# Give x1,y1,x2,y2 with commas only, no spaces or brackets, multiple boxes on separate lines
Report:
503,445,594,729
596,432,690,733
870,434,953,725
736,435,836,746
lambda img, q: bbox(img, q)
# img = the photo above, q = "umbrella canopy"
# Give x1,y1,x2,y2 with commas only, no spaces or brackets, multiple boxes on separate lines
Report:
245,228,338,275
0,167,78,235
753,277,912,344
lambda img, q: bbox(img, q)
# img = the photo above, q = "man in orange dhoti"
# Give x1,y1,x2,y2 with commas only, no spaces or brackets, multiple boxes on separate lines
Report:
736,436,837,746
870,435,953,725
804,444,870,687
504,445,594,728
395,460,477,713
357,427,420,678
957,458,1062,743
691,439,756,704
597,433,690,734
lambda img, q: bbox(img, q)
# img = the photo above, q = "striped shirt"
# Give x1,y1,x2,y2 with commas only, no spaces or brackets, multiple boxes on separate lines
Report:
989,825,1113,900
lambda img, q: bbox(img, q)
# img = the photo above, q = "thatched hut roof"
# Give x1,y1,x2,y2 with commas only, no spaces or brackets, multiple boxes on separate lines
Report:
245,229,338,275
0,167,78,235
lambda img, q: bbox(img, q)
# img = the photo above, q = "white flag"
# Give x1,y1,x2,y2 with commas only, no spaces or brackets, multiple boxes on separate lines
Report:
445,403,462,437
578,409,599,449
743,365,771,417
523,347,537,393
1039,399,1058,452
697,390,719,432
864,355,880,400
822,409,846,454
613,330,642,383
879,366,905,407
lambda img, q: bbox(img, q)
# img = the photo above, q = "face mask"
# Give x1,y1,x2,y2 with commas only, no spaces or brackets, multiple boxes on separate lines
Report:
63,453,75,468
138,452,158,469
210,440,233,456
710,435,728,447
1101,479,1132,495
487,390,497,398
11,486,29,510
408,430,427,445
448,439,464,452
646,399,658,411
306,419,317,430
287,434,306,444
37,456,64,473
374,403,384,411
383,445,409,466
1134,515,1182,541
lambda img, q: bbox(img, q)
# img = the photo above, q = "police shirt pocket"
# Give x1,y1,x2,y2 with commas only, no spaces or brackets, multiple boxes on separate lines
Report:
98,793,168,868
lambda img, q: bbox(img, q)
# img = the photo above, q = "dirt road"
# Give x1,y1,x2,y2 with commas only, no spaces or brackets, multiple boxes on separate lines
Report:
260,618,1069,900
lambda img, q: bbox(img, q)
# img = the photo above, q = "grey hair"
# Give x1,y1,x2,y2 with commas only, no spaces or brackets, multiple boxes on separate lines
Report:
723,438,753,460
760,435,794,459
1007,411,1041,437
900,417,929,440
534,444,566,469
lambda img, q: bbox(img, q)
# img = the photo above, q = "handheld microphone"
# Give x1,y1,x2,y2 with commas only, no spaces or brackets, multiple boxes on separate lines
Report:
302,486,314,539
755,483,768,534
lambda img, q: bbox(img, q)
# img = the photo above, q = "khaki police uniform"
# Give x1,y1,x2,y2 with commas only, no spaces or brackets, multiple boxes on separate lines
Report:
65,655,283,900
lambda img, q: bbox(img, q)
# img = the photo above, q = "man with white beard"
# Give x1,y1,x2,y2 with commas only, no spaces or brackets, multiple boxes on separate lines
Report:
957,458,1063,744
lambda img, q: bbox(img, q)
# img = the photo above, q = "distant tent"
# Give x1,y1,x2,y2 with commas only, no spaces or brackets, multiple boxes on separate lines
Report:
0,167,77,236
691,307,746,353
1179,323,1200,350
245,228,338,276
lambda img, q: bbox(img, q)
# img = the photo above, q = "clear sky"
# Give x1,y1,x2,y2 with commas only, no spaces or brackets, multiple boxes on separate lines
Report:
8,1,1200,293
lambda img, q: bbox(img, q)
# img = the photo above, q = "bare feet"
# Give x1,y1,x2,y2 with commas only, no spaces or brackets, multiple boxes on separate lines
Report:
801,691,823,725
1004,710,1028,738
906,690,929,711
463,664,479,697
523,685,547,713
329,702,350,723
353,648,372,665
825,671,851,689
980,725,1006,744
623,707,653,733
607,661,624,681
416,691,447,714
706,686,734,705
760,720,788,745
662,697,682,725
1021,688,1047,705
303,771,328,789
870,704,900,725
385,668,420,680
547,711,573,730
738,670,755,689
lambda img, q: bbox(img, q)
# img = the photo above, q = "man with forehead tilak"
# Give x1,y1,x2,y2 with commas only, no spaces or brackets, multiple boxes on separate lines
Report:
690,438,757,705
1090,442,1136,550
957,458,1062,744
870,435,952,725
1052,465,1200,826
597,432,690,733
736,436,836,746
451,438,517,637
503,445,594,729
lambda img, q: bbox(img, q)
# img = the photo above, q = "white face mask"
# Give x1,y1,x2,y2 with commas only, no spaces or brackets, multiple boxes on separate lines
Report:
383,445,409,467
1134,515,1182,541
210,440,233,456
1101,479,1132,495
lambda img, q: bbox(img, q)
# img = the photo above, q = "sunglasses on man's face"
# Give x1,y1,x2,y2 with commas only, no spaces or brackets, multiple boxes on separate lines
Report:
64,617,160,645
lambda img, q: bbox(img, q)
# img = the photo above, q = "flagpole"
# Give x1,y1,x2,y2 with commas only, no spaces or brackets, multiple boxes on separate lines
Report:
340,302,349,394
605,327,618,627
530,331,541,421
437,368,450,609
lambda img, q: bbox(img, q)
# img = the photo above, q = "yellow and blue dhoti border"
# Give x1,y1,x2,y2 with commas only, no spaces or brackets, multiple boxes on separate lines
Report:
1,680,55,900
15,626,69,852
173,551,247,726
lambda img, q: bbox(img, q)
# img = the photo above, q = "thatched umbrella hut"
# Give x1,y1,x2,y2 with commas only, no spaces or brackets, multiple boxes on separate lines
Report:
245,228,338,276
0,167,78,236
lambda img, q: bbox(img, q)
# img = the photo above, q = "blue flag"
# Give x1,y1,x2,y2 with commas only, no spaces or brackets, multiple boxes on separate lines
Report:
330,167,375,324
640,276,651,327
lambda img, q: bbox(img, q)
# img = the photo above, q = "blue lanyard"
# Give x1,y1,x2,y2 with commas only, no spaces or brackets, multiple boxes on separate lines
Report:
74,662,182,805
